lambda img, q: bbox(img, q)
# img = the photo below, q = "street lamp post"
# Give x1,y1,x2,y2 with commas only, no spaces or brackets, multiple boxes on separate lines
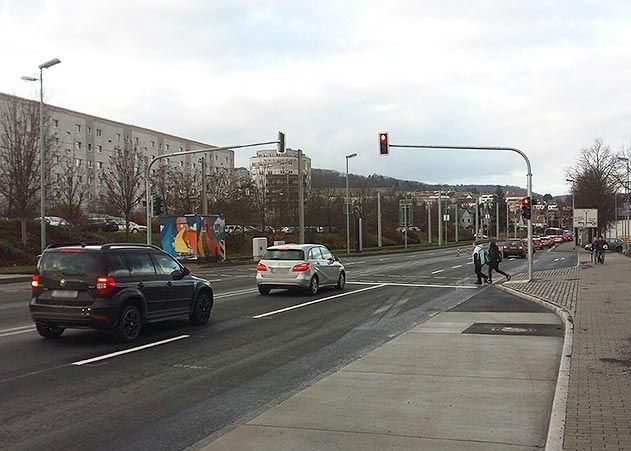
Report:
345,153,357,254
565,178,576,248
22,58,61,252
619,157,630,250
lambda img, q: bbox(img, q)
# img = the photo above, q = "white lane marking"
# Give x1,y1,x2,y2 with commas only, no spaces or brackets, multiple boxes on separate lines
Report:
0,325,34,333
451,265,462,269
344,261,366,265
347,281,477,289
0,328,36,338
467,262,474,265
206,279,223,282
215,288,258,299
431,269,445,274
252,284,387,319
71,335,190,366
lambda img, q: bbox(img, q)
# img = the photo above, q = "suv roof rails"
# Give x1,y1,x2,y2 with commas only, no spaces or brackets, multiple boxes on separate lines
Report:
45,242,89,249
101,243,162,251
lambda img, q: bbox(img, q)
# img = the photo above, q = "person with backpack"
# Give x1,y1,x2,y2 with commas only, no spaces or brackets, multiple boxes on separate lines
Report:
488,240,511,283
594,235,608,264
472,240,489,285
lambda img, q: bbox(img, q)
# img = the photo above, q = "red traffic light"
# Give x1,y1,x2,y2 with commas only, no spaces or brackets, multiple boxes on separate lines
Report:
379,132,389,155
520,196,530,206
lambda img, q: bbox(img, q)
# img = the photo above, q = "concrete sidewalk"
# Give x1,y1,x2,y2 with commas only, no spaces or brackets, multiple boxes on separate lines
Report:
196,291,563,450
504,243,631,450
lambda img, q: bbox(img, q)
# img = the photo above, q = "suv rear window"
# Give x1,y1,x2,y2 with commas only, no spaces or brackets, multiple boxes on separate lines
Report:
39,251,99,278
263,249,305,260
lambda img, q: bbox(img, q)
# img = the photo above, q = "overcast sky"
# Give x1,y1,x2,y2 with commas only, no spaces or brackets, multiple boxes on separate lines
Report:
2,0,630,195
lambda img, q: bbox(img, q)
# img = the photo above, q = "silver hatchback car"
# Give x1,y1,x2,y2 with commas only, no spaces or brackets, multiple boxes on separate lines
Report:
256,244,346,295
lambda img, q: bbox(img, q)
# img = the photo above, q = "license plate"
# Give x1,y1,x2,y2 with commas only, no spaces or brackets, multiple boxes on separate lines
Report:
51,290,78,299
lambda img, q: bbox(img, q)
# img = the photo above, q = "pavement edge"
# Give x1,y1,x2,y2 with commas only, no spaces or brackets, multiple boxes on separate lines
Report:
496,283,573,451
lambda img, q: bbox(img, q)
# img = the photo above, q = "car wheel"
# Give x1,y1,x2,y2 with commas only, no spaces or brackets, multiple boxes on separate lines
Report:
114,304,142,342
258,285,271,295
307,275,319,295
616,246,623,253
35,324,64,339
190,292,212,325
336,271,345,289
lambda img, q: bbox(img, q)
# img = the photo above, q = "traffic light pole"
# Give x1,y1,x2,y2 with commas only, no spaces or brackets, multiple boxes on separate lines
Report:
389,143,534,281
145,138,281,245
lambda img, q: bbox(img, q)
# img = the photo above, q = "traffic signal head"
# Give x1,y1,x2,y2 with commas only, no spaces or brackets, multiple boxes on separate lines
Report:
379,132,389,155
277,131,285,154
520,196,531,220
153,195,163,216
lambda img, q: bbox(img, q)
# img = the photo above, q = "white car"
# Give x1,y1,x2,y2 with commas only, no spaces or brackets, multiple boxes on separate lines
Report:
256,244,346,295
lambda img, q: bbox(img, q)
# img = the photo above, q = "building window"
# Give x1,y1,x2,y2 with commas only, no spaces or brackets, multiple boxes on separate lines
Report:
98,161,103,169
96,128,102,137
87,161,93,168
166,144,170,150
87,143,92,152
53,119,58,128
97,145,102,153
179,146,183,152
180,161,184,167
151,141,155,148
56,173,60,181
166,158,170,165
76,124,81,133
78,175,83,183
55,155,60,163
159,143,162,149
87,126,92,135
54,137,59,145
75,158,82,167
135,137,139,144
76,141,82,150
116,133,121,142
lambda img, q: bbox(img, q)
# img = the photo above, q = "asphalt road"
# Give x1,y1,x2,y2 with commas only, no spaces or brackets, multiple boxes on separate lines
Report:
0,245,576,450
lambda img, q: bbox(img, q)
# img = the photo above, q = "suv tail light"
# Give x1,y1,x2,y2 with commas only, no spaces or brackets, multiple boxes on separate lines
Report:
291,262,311,272
31,275,41,295
256,262,268,272
95,276,116,296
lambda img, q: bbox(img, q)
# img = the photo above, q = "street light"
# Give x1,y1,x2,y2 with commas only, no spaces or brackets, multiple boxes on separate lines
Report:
345,153,357,254
618,157,630,250
566,178,576,248
22,57,61,252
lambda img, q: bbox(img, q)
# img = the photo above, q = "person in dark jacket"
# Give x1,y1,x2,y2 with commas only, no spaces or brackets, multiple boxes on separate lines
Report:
594,235,608,264
488,240,511,283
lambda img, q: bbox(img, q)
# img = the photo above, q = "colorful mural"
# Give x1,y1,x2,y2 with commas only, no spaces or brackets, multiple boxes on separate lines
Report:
160,215,226,261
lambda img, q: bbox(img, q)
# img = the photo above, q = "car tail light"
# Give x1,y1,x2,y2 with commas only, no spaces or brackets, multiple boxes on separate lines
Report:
256,262,268,272
291,262,311,272
31,275,41,295
95,276,116,297
517,246,524,250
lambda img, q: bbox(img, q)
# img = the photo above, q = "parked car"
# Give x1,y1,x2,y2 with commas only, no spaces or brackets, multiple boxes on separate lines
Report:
109,216,146,233
34,216,72,228
256,243,345,295
501,239,527,258
585,237,625,253
523,237,544,250
30,243,214,342
87,216,119,232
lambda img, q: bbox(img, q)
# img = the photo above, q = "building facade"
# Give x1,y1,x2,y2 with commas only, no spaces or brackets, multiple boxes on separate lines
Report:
0,92,234,208
250,149,312,224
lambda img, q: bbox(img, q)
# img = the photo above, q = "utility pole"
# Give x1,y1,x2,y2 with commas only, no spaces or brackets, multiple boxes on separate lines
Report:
475,197,479,240
377,192,382,247
298,149,304,244
495,200,499,240
201,156,208,215
455,202,459,243
438,190,442,245
427,202,432,244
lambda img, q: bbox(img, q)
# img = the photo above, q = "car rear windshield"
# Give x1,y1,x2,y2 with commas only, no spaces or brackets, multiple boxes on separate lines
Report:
263,249,305,260
39,251,100,278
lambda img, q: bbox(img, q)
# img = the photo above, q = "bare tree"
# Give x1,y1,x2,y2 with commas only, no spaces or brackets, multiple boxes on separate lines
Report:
169,167,201,215
0,95,57,245
52,151,89,225
566,139,619,233
100,141,146,238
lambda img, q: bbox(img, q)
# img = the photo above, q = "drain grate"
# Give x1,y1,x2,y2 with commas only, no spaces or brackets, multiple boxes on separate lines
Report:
462,323,563,337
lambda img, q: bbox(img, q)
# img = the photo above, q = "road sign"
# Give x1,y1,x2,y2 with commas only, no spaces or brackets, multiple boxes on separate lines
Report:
399,199,413,226
573,208,598,228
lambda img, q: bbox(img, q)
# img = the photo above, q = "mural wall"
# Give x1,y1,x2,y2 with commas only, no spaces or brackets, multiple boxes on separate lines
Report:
160,215,226,261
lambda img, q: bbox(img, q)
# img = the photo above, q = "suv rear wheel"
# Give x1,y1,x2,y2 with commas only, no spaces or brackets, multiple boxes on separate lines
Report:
36,324,64,339
114,304,142,342
307,275,319,295
190,292,212,325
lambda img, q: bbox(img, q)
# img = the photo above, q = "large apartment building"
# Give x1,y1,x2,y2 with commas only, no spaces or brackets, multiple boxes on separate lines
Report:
250,149,311,224
0,92,234,205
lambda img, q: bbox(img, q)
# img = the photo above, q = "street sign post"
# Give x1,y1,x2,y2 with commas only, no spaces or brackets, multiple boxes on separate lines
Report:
399,199,413,250
573,208,598,228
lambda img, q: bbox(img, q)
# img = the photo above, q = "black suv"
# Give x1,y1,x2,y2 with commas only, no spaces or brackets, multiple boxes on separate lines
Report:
30,243,213,342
